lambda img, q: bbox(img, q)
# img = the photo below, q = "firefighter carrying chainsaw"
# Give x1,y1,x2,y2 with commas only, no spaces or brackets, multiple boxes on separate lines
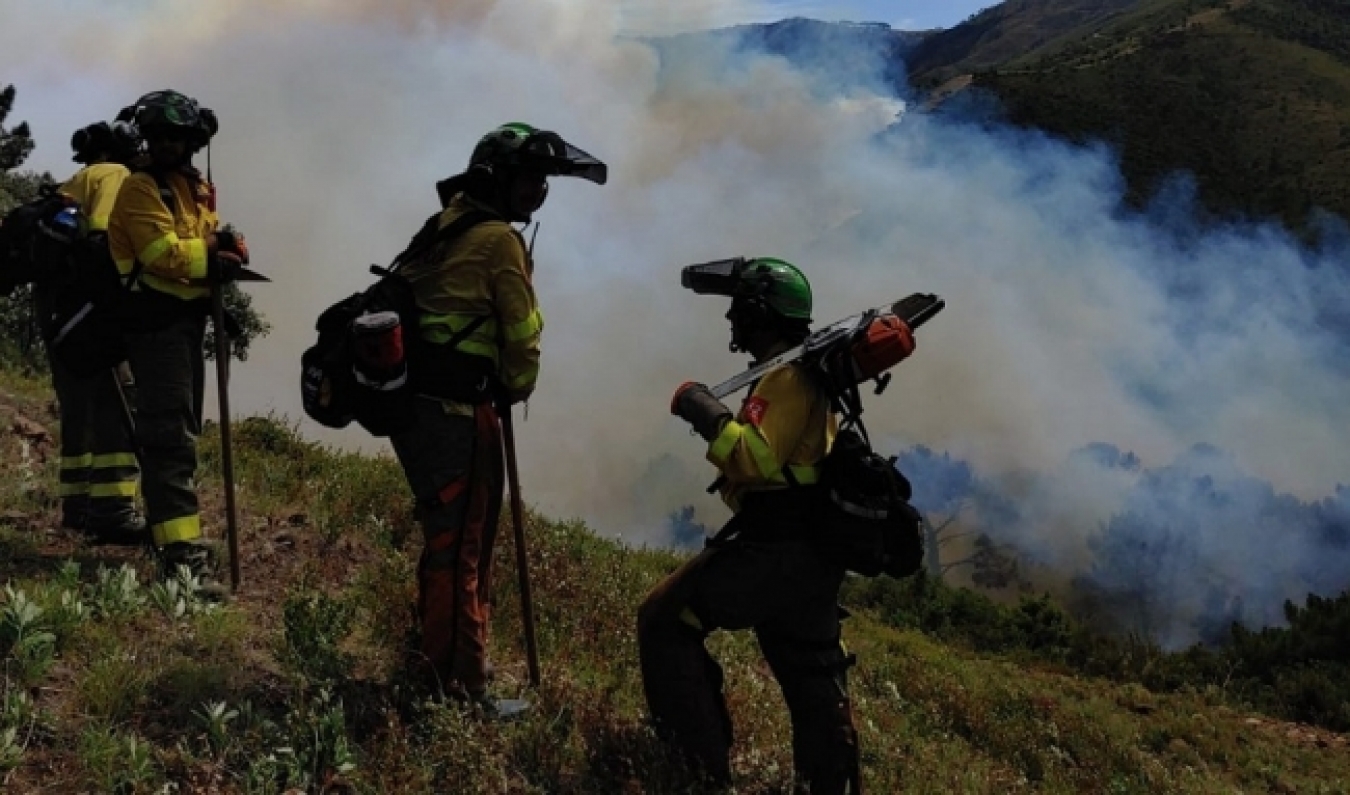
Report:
639,257,940,793
32,119,146,544
106,89,253,599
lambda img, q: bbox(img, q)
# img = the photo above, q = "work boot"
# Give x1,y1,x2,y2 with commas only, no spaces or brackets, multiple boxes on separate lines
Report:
82,510,148,547
158,541,230,602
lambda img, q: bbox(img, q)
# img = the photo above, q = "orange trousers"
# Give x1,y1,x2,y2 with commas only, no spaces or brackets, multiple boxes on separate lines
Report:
392,397,503,695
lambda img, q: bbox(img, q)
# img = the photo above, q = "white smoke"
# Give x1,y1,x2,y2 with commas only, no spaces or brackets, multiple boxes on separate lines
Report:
2,0,1348,573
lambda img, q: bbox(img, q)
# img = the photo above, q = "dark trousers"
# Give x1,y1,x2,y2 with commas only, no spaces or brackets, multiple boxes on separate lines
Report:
391,397,503,695
125,314,206,547
49,355,140,528
637,528,861,794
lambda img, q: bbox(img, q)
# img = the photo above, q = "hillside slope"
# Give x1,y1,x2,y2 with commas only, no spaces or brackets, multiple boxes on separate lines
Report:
1,368,1347,792
904,0,1141,88
914,0,1350,234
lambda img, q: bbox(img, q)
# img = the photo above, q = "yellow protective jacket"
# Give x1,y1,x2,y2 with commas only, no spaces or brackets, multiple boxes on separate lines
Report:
59,163,129,232
708,363,837,512
108,168,218,301
399,193,544,402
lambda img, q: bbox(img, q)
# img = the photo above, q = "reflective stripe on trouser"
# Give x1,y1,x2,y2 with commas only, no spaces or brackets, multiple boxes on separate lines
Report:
49,342,140,520
636,532,858,793
125,313,206,546
391,397,503,694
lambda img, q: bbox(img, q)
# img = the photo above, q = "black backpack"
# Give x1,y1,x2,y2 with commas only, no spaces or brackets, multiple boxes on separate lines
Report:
0,186,136,375
814,424,924,579
0,188,89,296
807,358,926,578
300,210,493,437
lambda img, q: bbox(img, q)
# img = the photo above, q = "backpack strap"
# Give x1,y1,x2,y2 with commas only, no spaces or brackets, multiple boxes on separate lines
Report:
378,209,496,277
442,313,490,350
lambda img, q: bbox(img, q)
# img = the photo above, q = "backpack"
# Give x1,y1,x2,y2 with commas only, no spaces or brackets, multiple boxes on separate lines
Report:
0,186,136,376
0,188,87,297
43,172,194,376
300,210,493,437
804,308,931,578
813,424,924,579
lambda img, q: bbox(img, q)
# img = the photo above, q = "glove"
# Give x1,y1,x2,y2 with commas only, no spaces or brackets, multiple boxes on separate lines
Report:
207,252,245,284
671,382,732,442
214,227,250,264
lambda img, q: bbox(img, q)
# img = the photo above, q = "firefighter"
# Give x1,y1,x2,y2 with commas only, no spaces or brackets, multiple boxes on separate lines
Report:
639,259,876,793
41,120,143,542
392,123,605,713
107,90,246,596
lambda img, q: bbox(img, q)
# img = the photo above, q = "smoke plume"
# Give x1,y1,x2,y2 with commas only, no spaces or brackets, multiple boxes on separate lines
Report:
4,0,1349,642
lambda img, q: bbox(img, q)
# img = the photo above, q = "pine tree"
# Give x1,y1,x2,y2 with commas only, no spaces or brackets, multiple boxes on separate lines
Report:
0,85,53,369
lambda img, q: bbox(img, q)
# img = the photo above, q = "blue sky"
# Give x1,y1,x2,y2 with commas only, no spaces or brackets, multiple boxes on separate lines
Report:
761,0,997,29
619,0,998,34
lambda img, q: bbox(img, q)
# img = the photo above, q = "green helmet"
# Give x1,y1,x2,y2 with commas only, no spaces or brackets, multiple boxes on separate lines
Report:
743,258,812,321
469,122,545,170
468,122,607,184
681,256,812,323
121,90,216,146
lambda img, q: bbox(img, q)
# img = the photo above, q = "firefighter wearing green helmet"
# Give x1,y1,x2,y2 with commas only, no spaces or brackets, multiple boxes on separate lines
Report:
391,123,605,714
638,257,865,793
107,89,245,599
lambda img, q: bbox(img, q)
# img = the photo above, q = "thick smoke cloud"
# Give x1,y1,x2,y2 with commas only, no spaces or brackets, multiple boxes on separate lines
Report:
3,0,1348,637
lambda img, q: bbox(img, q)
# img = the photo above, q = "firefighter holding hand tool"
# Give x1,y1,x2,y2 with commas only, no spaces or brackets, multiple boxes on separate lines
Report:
107,89,253,599
388,123,606,718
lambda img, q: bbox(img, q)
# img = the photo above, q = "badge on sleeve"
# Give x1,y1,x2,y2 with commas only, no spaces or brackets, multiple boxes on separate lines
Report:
743,396,769,427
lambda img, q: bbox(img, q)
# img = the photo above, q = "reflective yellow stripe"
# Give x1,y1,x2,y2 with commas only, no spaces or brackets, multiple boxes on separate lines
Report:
420,313,499,336
152,514,201,545
743,429,781,479
708,420,741,465
58,482,91,497
420,313,500,361
783,464,820,485
505,368,537,390
89,481,139,498
503,309,542,342
86,215,111,232
184,238,208,279
91,453,138,469
139,232,178,267
61,453,95,470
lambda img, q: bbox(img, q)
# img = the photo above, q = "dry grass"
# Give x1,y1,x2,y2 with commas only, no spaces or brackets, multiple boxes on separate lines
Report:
0,369,1347,793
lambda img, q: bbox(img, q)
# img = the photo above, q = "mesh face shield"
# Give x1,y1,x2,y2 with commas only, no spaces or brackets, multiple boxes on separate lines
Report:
680,257,750,297
517,130,608,185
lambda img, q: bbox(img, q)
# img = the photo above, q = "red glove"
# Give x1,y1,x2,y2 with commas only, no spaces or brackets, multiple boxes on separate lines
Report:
215,228,250,264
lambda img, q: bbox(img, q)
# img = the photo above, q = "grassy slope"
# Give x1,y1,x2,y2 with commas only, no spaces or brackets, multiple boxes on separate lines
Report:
0,367,1347,794
914,0,1350,236
903,0,1143,88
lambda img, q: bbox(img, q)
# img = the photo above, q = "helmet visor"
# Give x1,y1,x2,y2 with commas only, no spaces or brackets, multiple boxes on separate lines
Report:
519,131,608,185
681,257,748,296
